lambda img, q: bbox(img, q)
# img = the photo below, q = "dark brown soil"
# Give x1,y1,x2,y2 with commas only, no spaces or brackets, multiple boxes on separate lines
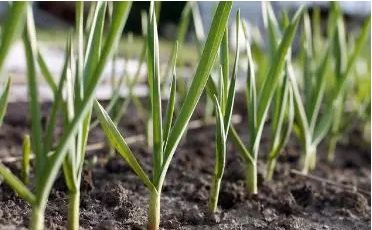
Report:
0,97,370,230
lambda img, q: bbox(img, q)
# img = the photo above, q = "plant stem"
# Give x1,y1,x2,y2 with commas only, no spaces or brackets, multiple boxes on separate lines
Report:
30,204,45,230
67,190,80,230
147,189,160,230
246,161,257,194
266,158,277,181
327,136,338,162
301,145,316,174
208,177,221,213
309,149,316,170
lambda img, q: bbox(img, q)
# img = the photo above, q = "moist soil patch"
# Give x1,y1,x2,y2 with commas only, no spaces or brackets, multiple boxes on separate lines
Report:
0,96,370,230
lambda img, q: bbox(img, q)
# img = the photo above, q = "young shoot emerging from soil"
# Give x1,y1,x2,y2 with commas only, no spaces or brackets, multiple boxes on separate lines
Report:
207,10,239,214
261,3,294,181
226,5,303,193
94,2,232,229
287,4,371,174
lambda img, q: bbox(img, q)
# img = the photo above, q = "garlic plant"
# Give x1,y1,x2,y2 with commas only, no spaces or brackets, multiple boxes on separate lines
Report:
94,2,232,229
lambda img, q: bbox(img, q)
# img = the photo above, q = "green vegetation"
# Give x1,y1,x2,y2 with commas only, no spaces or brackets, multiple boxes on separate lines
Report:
94,2,232,229
208,10,239,213
0,1,369,229
0,2,131,229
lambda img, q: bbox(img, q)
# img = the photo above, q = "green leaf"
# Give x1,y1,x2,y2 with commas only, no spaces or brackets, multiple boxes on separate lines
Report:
224,10,240,132
147,7,163,181
155,1,161,23
220,28,229,111
242,20,257,142
23,5,45,182
288,60,310,144
218,66,224,106
44,40,71,152
206,75,218,99
36,2,132,205
75,1,85,103
93,100,155,191
85,2,97,34
37,52,58,94
269,73,294,161
262,1,281,59
314,15,371,144
163,51,178,146
205,18,254,168
279,10,289,31
302,10,314,119
253,7,303,153
213,95,226,178
278,85,294,151
0,77,11,126
229,126,254,164
62,39,78,191
191,2,206,52
224,70,236,133
21,134,31,185
76,112,91,182
270,74,290,156
312,110,333,146
327,2,341,40
90,71,125,129
160,2,232,189
312,8,322,58
0,2,27,71
308,48,330,132
0,163,35,204
84,2,107,88
333,14,347,81
163,2,191,81
342,15,371,85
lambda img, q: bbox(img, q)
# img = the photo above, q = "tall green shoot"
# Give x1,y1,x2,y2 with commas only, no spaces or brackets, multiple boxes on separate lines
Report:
227,6,303,193
289,4,370,173
326,4,371,162
208,10,239,213
260,4,294,181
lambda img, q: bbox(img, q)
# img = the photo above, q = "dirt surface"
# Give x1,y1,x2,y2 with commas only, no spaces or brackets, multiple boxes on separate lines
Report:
0,97,370,230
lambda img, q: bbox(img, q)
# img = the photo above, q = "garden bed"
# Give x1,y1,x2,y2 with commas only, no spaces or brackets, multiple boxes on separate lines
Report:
0,96,370,230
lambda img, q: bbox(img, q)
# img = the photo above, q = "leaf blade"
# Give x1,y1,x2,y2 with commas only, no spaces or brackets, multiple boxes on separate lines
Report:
160,2,232,188
0,77,11,126
93,100,155,190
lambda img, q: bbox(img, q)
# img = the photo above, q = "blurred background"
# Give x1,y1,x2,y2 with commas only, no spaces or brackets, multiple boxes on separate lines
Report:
0,1,370,102
0,2,368,37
